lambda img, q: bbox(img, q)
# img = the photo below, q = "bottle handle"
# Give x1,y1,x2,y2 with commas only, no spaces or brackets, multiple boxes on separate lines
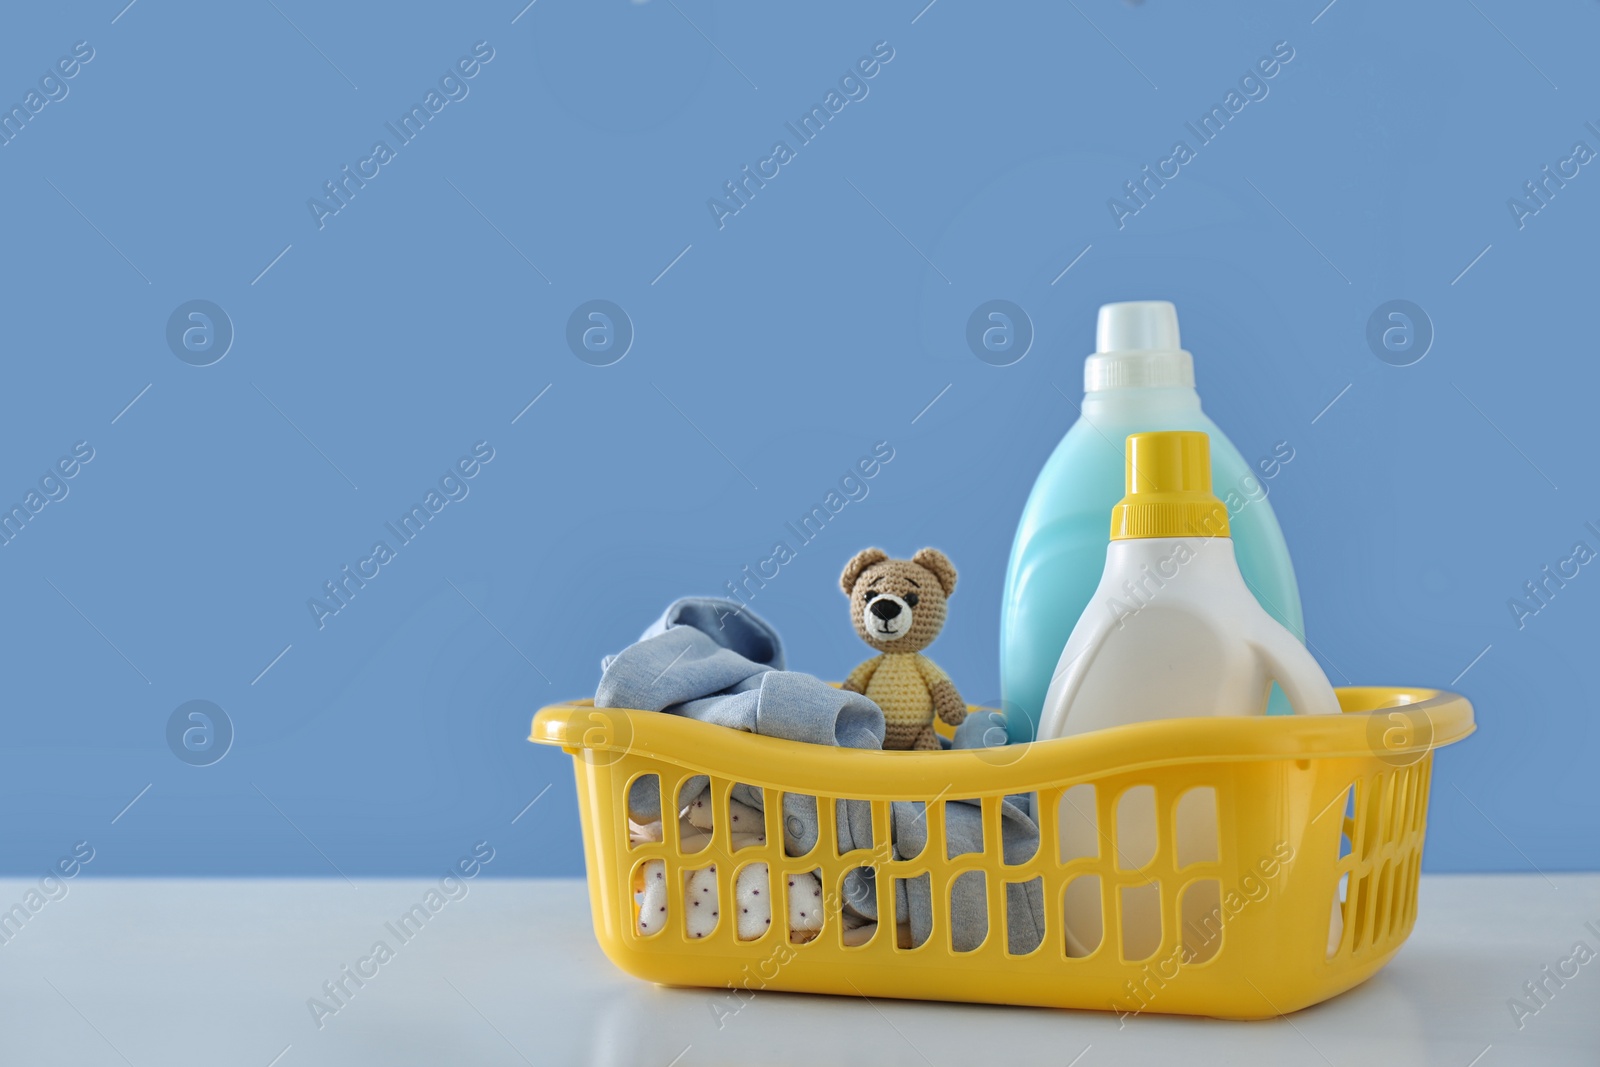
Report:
1249,621,1340,716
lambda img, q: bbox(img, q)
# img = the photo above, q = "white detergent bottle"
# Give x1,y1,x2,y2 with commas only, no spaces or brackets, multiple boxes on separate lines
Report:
1000,301,1306,743
1037,430,1339,960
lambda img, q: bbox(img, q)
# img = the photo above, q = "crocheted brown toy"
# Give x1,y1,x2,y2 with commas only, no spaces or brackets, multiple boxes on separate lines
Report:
839,547,967,751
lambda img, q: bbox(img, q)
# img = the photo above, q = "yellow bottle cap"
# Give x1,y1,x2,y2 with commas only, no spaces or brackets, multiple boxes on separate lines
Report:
1109,431,1231,540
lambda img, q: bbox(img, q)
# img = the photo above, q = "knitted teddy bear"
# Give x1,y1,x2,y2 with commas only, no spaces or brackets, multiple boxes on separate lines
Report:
839,547,967,750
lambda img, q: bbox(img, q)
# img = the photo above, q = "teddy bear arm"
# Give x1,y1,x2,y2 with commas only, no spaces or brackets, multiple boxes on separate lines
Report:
842,658,880,694
915,655,966,725
931,679,967,725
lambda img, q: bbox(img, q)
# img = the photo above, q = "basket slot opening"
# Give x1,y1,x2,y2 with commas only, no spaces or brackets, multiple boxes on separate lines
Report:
679,778,713,855
634,858,668,938
833,797,877,857
626,774,663,849
1173,786,1219,868
1401,767,1419,841
1360,772,1386,861
784,868,824,945
683,864,721,940
1386,771,1401,844
1412,767,1429,836
726,784,763,852
1350,871,1373,952
1413,762,1433,834
1395,767,1420,844
732,862,774,942
1119,881,1162,962
1115,785,1158,871
1411,852,1424,922
1403,771,1419,836
1389,768,1410,846
1404,852,1422,926
1327,871,1350,958
779,793,819,857
897,801,927,860
950,872,988,953
839,867,879,947
1372,860,1394,941
1062,873,1103,958
1397,858,1411,932
1323,781,1360,959
1376,773,1399,853
895,874,931,951
1005,801,1040,865
946,799,983,860
1179,878,1222,964
1056,784,1099,865
1006,877,1045,956
1390,857,1410,937
1333,782,1357,860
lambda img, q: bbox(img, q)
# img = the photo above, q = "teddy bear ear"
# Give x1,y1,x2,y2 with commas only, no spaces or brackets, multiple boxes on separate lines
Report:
840,547,888,594
912,548,957,596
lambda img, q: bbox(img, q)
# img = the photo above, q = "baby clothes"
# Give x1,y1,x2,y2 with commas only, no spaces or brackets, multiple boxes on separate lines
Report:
634,787,825,941
602,600,1045,952
636,860,825,941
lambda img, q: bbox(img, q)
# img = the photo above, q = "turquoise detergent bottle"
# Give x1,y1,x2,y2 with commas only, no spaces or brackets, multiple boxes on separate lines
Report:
999,301,1306,742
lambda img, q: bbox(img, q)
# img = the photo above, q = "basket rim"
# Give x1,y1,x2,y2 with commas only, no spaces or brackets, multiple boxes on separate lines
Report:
528,686,1473,798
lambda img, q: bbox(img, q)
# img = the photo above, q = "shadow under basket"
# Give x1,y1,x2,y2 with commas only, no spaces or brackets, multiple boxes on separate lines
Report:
528,686,1472,1020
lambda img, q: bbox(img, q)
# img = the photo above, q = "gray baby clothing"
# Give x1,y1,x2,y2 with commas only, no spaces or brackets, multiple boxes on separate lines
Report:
596,598,1044,952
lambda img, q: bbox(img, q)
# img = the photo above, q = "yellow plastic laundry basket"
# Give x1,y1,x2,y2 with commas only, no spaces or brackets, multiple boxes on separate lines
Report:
529,686,1472,1020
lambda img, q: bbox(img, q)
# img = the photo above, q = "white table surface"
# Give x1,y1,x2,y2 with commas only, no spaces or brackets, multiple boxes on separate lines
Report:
1,874,1595,1066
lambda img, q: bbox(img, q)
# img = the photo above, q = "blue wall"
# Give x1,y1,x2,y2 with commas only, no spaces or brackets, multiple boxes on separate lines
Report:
2,1,1594,876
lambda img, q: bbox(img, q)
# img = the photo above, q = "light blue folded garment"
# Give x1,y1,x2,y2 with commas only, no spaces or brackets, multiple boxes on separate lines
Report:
596,597,1043,952
598,597,883,750
598,597,883,840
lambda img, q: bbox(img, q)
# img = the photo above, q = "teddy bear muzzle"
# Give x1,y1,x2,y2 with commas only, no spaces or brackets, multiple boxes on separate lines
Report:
863,593,914,640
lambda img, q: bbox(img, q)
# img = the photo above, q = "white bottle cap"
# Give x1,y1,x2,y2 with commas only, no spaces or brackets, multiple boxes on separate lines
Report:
1084,300,1195,392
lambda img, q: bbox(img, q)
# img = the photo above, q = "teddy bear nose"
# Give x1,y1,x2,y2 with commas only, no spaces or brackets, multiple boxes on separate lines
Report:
869,598,902,621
